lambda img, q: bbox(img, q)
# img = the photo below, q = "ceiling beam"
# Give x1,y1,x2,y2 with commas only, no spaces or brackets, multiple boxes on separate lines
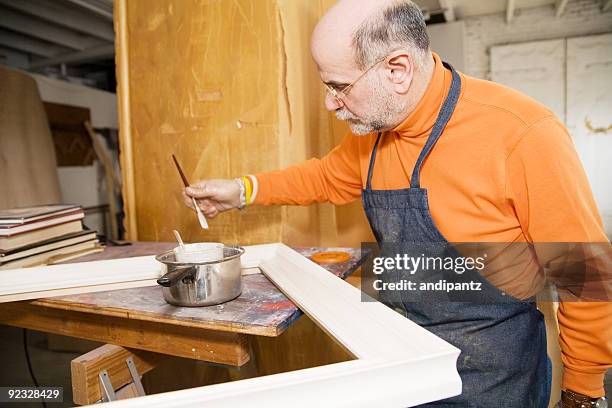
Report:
506,0,516,23
603,0,612,12
0,46,30,68
0,29,72,57
0,0,114,42
555,0,570,17
62,0,113,21
29,44,115,69
0,7,105,51
439,0,456,22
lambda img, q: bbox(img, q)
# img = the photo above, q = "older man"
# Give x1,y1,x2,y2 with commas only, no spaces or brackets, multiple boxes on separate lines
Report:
183,0,611,406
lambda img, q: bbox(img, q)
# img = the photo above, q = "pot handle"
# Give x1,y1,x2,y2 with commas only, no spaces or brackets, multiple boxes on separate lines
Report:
157,265,195,287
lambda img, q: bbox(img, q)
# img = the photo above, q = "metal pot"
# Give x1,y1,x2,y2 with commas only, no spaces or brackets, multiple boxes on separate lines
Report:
155,246,244,307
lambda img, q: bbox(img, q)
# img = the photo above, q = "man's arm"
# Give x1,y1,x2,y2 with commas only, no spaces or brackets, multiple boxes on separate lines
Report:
506,116,612,397
252,132,363,206
183,132,364,216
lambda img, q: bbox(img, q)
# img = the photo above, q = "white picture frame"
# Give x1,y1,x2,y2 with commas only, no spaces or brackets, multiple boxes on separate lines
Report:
0,243,461,407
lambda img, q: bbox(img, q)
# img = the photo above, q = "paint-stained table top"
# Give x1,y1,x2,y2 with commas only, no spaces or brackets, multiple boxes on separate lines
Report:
31,242,368,337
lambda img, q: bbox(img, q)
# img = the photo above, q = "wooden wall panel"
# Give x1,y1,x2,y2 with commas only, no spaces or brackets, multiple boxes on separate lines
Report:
277,0,334,246
275,0,374,247
115,0,369,245
118,0,282,244
116,0,374,246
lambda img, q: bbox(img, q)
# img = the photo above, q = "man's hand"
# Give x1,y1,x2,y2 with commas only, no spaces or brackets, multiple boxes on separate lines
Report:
182,179,241,218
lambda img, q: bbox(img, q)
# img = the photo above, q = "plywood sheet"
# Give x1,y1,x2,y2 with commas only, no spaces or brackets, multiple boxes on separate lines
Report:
277,0,335,246
121,0,283,244
0,66,62,209
117,0,375,247
277,0,373,247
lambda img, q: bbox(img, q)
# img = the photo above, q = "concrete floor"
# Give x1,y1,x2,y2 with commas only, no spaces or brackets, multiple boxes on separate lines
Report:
0,324,610,407
0,326,80,407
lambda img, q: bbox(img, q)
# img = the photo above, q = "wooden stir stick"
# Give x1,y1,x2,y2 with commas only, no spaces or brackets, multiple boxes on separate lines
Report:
172,229,185,250
172,154,209,229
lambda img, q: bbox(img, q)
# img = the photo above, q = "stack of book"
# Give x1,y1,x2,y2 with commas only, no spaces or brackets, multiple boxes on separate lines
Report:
0,204,102,270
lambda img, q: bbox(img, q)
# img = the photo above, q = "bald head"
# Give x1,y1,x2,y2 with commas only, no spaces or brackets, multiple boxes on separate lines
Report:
311,0,429,72
312,0,433,135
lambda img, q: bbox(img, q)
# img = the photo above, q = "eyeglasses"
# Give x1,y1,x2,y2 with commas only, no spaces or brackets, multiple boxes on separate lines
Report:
324,56,388,106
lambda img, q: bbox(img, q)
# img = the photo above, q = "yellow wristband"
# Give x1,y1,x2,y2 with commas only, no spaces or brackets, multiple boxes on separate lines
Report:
241,176,252,205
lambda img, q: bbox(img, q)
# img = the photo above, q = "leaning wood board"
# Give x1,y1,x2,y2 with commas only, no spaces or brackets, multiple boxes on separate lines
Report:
0,243,461,406
0,66,62,209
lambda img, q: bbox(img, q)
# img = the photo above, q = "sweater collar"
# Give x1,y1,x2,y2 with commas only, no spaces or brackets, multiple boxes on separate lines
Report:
392,52,450,138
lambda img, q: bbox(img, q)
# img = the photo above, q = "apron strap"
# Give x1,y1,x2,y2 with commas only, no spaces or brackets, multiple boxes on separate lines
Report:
365,132,383,190
364,62,461,191
410,62,462,189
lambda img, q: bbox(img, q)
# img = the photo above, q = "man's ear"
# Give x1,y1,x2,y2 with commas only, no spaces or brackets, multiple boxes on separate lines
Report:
384,51,413,94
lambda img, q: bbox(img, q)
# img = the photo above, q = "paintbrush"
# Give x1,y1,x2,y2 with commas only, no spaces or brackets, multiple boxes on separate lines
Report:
172,154,209,229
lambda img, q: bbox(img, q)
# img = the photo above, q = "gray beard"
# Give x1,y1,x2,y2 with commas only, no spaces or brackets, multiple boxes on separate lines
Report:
334,85,399,136
335,110,378,135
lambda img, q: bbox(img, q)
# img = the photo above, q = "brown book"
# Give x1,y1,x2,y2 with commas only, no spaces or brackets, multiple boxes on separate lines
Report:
0,211,84,236
0,240,101,270
0,221,83,251
0,204,81,225
0,230,97,263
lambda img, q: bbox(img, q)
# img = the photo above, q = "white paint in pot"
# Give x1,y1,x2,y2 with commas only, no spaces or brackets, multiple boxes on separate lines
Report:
173,243,224,263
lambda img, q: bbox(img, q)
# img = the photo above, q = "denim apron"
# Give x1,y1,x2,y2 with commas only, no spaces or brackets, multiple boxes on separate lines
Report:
361,62,551,407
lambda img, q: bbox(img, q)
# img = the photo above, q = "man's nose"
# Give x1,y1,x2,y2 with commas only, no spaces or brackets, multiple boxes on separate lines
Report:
325,92,341,111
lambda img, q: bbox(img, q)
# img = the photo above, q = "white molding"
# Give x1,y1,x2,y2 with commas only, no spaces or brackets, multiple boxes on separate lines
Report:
0,244,279,302
0,256,161,302
0,244,461,406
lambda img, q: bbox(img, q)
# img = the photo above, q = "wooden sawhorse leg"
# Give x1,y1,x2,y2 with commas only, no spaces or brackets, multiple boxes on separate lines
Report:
71,344,159,405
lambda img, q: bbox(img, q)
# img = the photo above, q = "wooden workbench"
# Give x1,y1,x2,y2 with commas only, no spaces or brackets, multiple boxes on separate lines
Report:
0,243,367,367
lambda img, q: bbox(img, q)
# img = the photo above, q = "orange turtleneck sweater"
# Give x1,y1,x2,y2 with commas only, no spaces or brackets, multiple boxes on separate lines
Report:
251,53,611,397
